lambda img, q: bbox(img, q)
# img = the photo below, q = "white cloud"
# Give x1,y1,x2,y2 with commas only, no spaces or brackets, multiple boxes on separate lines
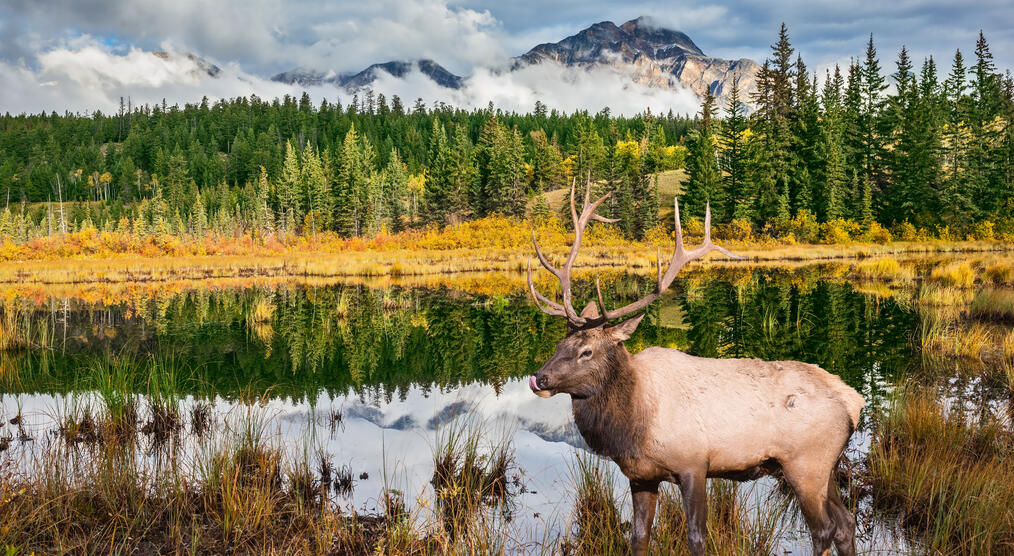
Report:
0,43,322,115
0,41,701,117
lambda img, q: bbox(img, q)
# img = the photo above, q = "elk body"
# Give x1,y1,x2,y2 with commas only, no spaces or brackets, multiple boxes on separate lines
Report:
527,181,865,556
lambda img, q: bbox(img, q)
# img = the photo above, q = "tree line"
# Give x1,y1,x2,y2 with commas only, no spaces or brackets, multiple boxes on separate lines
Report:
0,93,686,240
684,25,1014,240
0,25,1011,243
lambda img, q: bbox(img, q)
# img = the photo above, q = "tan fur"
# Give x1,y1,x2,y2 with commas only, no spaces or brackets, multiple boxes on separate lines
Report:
630,348,864,478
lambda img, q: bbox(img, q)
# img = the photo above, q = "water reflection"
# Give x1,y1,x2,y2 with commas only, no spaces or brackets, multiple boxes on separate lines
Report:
1,269,916,402
0,267,929,551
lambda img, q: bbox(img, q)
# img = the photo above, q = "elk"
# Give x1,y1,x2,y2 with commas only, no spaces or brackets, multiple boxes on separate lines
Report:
527,180,865,556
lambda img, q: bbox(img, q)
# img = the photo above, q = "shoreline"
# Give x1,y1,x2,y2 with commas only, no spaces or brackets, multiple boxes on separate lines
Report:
2,239,1010,286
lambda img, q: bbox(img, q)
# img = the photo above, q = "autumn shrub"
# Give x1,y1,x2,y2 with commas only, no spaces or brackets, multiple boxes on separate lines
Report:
894,221,920,241
683,216,705,238
787,210,820,243
820,218,860,244
722,218,753,242
969,220,996,241
862,221,892,244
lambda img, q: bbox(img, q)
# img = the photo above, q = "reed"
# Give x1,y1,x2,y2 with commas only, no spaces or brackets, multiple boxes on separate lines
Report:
868,390,1014,554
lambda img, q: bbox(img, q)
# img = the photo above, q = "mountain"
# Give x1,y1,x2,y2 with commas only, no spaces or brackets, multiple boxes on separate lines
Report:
515,16,759,107
271,16,759,109
272,59,463,90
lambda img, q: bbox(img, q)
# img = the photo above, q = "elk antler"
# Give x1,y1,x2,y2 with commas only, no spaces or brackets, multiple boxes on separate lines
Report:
591,198,743,323
528,175,617,326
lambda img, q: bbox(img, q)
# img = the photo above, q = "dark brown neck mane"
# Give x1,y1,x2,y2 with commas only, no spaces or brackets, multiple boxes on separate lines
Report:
571,342,648,460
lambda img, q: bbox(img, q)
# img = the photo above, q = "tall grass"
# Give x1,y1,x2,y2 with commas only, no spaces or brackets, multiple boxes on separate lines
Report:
868,391,1014,554
855,257,912,282
563,451,790,554
928,261,976,288
970,288,1014,322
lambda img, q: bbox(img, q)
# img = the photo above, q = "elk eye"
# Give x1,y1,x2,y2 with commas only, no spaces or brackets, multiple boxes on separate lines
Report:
579,349,593,359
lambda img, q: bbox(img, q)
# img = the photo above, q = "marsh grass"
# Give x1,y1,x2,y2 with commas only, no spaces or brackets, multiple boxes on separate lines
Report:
430,413,517,537
563,451,790,555
868,391,1014,554
855,257,912,282
929,261,976,288
918,316,995,361
0,395,456,555
970,287,1014,322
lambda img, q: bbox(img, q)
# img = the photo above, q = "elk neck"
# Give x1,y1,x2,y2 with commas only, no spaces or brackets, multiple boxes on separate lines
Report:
571,341,650,461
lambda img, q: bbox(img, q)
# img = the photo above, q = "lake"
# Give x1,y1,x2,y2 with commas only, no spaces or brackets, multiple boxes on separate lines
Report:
0,263,991,553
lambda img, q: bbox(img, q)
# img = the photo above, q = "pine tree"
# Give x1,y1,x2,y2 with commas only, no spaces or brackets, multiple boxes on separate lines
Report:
278,140,302,232
860,34,888,220
301,144,329,232
941,50,976,227
719,78,749,223
334,125,366,236
423,119,454,224
383,149,409,232
969,31,1004,216
683,89,724,222
819,66,848,221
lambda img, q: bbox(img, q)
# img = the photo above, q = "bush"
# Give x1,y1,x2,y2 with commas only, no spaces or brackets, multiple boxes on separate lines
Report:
969,220,995,241
819,218,860,244
721,218,753,242
787,210,820,243
862,221,892,244
682,216,705,238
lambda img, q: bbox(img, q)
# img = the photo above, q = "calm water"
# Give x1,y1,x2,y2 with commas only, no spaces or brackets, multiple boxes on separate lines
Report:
0,267,933,551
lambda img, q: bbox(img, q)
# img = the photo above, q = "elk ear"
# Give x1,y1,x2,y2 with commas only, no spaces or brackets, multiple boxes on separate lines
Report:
579,301,600,319
605,313,645,342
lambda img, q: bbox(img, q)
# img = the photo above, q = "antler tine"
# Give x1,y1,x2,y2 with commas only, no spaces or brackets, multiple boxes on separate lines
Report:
527,258,568,317
593,196,743,323
531,229,561,278
673,197,686,254
569,177,579,229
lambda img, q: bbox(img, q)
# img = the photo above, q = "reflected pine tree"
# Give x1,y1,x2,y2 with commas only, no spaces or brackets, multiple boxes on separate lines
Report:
1,270,917,404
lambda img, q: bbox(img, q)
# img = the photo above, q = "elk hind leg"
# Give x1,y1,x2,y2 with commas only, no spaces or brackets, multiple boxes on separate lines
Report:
782,462,836,556
826,476,856,556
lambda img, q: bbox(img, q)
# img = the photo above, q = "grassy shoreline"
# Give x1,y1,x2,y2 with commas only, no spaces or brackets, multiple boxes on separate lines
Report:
2,238,1010,286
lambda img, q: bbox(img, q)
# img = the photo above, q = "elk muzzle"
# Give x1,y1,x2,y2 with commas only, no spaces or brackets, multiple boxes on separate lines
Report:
529,373,554,398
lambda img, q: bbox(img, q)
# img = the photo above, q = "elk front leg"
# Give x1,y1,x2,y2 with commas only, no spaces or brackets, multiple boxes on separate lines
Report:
630,479,659,556
678,470,708,556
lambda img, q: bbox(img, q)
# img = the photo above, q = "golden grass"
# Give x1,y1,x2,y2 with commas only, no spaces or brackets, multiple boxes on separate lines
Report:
929,261,976,288
854,257,912,281
970,288,1014,322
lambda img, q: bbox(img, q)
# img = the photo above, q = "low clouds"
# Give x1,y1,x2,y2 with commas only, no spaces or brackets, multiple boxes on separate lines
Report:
0,41,700,116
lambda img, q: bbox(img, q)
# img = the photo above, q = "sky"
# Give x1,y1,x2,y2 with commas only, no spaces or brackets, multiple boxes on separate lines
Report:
1,0,1011,116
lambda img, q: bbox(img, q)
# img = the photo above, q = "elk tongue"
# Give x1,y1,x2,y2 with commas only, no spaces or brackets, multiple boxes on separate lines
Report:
529,375,540,393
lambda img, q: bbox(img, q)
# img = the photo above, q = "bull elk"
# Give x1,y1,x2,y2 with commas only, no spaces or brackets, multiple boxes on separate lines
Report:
527,180,865,556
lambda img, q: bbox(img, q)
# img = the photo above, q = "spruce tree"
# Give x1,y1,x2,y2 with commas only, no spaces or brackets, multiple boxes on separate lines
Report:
683,89,724,222
719,78,749,222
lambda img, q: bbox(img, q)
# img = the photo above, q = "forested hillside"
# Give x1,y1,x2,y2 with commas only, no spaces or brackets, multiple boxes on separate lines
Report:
0,26,1011,247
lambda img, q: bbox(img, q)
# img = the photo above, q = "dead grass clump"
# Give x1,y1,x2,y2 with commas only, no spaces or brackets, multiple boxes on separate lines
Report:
983,261,1014,286
855,257,912,282
929,261,976,288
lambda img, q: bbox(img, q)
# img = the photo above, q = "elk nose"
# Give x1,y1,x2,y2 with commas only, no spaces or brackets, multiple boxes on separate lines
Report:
536,375,549,390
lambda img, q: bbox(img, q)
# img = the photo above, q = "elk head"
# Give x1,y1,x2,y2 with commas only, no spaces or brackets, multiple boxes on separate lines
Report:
527,177,741,398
